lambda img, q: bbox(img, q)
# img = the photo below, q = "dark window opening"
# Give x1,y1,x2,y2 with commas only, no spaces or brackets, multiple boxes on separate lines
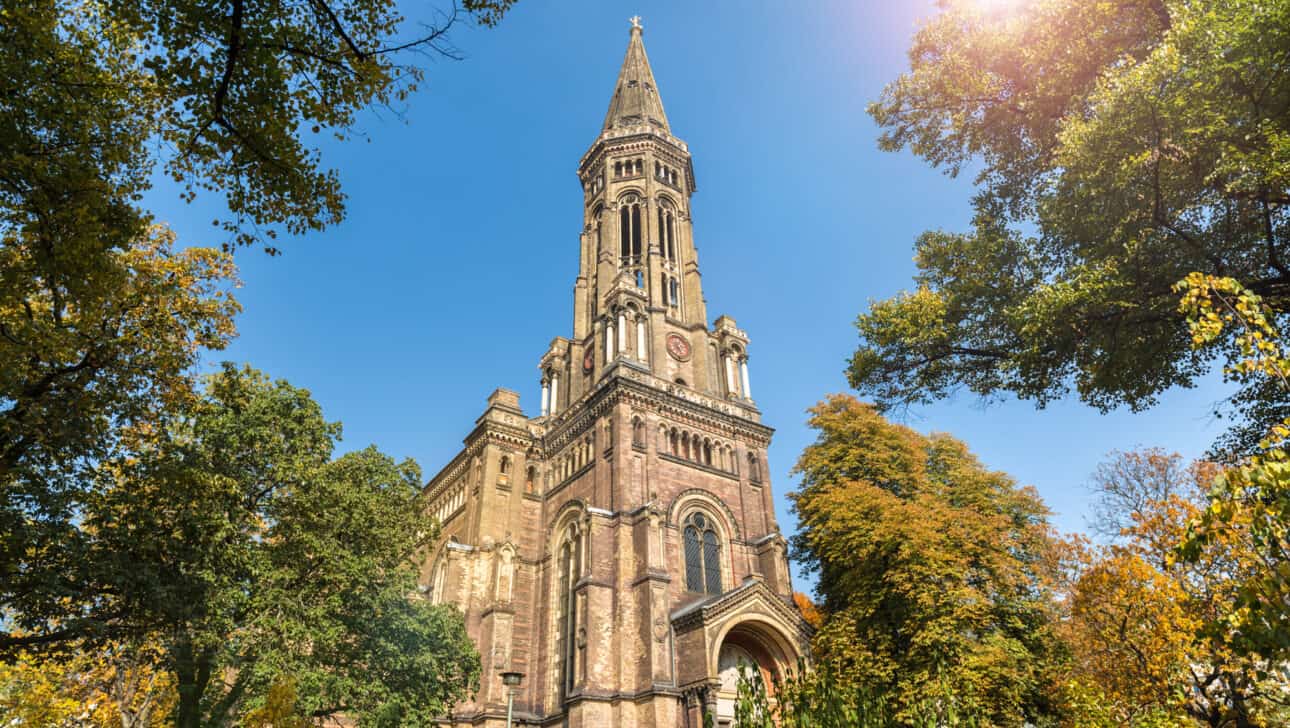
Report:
683,512,722,595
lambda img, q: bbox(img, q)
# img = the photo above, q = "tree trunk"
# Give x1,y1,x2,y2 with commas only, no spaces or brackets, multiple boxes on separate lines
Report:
173,638,213,728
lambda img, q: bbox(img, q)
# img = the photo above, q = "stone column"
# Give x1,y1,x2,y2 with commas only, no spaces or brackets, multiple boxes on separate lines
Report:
617,311,628,353
605,320,615,363
724,354,738,396
550,373,560,415
540,378,550,416
636,319,648,362
740,358,752,399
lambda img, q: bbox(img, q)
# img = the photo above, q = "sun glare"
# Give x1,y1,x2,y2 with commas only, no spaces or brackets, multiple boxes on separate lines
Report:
970,0,1027,15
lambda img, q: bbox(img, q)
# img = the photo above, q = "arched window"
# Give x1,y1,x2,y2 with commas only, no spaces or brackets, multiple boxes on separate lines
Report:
658,202,677,262
748,452,762,482
683,512,722,595
555,522,582,701
619,196,642,265
620,205,630,260
525,466,536,494
632,418,645,448
499,455,511,475
668,277,680,307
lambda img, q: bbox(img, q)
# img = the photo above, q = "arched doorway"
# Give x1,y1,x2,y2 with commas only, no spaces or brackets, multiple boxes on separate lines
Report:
711,622,793,726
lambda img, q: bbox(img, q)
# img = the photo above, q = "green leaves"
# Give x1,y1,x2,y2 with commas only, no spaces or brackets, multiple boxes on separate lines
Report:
858,0,1290,452
82,365,478,726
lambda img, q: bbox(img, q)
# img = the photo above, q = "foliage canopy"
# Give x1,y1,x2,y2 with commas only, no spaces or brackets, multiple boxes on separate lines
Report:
789,395,1066,726
853,0,1290,452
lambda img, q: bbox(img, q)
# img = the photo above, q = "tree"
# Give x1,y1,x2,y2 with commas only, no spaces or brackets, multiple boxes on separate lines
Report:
5,0,517,256
1061,450,1288,727
1,227,240,653
851,0,1290,453
0,642,176,727
789,394,1066,726
3,0,515,656
792,592,823,630
1175,275,1290,667
63,364,479,727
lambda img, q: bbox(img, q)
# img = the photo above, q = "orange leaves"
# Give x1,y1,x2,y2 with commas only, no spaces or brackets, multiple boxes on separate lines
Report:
1066,550,1197,718
792,592,823,630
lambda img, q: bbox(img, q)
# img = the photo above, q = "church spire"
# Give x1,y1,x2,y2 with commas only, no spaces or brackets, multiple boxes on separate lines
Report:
602,17,670,133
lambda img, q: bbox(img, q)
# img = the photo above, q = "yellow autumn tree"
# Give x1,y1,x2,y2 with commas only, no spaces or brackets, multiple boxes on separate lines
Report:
790,394,1067,726
0,642,175,727
1062,450,1289,727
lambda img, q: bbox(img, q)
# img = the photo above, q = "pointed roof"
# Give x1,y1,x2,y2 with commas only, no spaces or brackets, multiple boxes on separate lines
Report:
602,18,670,133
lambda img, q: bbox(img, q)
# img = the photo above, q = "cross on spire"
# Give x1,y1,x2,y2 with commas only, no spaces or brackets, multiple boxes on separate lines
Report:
629,15,642,30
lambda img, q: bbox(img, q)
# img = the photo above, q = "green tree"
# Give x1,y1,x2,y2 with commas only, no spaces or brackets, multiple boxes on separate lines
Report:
732,661,979,728
789,394,1066,727
74,364,479,727
2,0,514,654
851,0,1290,453
1,227,240,653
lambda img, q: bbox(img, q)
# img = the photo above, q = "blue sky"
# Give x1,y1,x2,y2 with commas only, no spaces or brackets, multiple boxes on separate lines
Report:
145,0,1233,592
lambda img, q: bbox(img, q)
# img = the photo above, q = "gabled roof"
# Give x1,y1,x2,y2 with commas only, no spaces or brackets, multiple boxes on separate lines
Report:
602,20,670,133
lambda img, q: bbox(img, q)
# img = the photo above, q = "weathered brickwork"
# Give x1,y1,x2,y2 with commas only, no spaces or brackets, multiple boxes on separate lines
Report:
418,20,811,728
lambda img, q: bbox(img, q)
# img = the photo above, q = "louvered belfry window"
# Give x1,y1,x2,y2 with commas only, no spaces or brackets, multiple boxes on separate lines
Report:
683,512,721,595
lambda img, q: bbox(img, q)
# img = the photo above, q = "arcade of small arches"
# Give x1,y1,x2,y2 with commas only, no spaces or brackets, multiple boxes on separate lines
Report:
551,432,597,485
656,423,748,477
613,157,644,179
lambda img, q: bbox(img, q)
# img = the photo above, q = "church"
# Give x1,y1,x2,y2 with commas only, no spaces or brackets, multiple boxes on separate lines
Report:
420,19,811,727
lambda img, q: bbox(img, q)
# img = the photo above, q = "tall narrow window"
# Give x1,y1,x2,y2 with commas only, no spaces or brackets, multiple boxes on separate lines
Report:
620,206,630,260
657,207,665,253
683,512,721,595
619,196,641,265
556,524,581,701
658,202,677,262
630,204,641,259
666,212,675,261
703,529,721,594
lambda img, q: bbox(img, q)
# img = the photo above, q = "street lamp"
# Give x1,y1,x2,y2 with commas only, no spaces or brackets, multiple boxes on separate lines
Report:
500,670,524,728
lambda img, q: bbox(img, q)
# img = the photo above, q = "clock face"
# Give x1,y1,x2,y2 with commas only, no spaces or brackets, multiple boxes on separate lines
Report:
583,349,594,373
666,333,691,361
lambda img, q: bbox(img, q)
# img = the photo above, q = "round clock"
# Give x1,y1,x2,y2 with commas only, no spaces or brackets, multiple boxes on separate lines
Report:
665,333,692,361
583,349,594,373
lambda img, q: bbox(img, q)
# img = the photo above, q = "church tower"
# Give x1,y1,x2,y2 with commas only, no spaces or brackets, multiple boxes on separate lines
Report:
421,19,810,728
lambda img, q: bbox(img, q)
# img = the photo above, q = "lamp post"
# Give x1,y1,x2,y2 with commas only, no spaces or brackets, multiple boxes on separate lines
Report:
500,670,524,728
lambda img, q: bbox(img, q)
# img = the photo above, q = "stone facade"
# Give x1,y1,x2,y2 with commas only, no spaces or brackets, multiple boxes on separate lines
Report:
420,20,810,728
